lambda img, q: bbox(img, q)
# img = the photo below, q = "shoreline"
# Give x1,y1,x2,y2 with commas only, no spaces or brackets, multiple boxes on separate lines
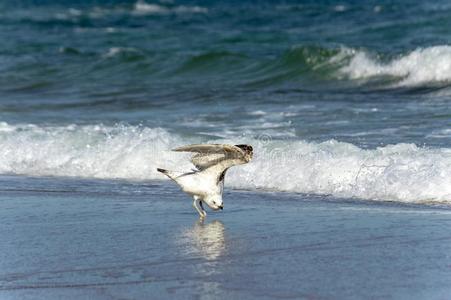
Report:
1,175,451,299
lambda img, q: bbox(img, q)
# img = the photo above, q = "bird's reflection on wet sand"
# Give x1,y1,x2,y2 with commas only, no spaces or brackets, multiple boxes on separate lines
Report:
176,219,227,298
180,219,226,261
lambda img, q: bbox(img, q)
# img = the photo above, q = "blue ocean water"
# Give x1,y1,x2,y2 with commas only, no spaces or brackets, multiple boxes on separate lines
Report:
0,0,450,203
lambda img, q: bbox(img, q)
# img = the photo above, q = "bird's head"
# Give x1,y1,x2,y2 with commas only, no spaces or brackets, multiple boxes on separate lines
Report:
235,144,253,162
204,195,224,211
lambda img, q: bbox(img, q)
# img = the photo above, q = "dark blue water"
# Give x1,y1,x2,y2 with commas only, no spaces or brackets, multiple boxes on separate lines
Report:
0,0,450,202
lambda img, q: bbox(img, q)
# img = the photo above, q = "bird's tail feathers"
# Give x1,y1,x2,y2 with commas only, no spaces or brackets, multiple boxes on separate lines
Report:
157,168,183,180
157,168,168,174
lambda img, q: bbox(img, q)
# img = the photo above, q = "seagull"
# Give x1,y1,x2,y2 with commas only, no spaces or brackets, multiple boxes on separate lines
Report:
157,144,253,218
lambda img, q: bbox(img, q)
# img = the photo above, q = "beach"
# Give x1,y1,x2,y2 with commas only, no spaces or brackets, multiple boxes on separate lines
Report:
1,1,451,299
1,175,450,299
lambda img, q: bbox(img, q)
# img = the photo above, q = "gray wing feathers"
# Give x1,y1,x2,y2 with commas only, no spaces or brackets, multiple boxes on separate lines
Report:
191,153,226,170
173,144,243,155
173,144,248,171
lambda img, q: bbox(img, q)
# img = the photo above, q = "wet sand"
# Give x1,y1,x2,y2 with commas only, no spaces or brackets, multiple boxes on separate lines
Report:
1,175,451,299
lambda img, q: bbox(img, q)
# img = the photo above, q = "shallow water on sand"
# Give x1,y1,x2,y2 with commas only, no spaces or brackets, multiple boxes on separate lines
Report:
1,175,450,299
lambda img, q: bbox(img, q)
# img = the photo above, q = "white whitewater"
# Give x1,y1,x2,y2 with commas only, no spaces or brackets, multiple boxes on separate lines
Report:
0,122,450,203
336,45,451,87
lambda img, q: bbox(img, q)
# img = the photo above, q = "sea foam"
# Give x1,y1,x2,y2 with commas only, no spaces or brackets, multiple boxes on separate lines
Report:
0,122,450,204
133,1,207,15
338,46,451,87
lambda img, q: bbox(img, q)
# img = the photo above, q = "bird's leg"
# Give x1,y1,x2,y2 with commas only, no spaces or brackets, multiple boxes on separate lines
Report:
193,196,207,218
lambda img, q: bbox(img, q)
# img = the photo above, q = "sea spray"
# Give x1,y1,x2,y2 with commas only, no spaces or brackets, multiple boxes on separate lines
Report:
337,46,451,87
0,122,450,203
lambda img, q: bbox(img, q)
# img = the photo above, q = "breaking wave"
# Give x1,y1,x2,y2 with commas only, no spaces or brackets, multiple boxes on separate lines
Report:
133,1,208,15
0,122,450,204
336,45,451,87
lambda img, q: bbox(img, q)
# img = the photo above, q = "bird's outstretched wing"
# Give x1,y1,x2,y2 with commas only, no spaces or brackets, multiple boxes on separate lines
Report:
173,144,241,155
173,144,253,171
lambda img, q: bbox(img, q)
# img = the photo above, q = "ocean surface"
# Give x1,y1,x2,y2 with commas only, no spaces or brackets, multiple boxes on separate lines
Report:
1,0,451,202
2,1,451,299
